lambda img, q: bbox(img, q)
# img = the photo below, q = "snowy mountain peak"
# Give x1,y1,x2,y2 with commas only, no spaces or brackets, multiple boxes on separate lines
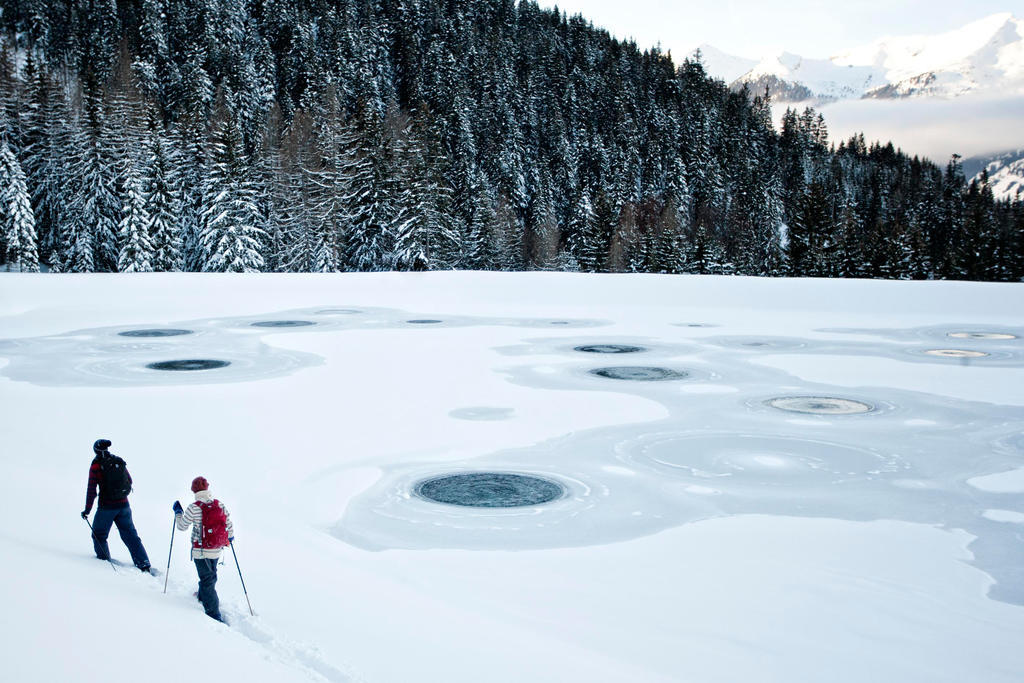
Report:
701,13,1024,102
693,43,756,83
837,12,1024,98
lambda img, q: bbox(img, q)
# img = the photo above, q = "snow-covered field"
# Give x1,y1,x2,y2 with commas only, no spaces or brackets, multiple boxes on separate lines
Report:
1,272,1023,683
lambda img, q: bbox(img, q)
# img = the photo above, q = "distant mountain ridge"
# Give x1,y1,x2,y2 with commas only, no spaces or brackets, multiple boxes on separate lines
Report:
698,13,1024,102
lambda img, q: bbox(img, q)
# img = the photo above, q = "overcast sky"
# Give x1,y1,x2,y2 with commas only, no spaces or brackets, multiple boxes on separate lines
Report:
537,1,1015,58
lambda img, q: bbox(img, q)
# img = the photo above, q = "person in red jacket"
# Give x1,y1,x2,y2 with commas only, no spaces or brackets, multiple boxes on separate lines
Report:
173,476,234,622
82,439,151,572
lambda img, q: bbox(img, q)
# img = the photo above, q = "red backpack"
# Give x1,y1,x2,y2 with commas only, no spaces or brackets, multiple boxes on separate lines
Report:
195,500,229,549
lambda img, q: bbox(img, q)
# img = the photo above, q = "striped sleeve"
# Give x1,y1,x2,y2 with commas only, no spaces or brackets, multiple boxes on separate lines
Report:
176,502,199,531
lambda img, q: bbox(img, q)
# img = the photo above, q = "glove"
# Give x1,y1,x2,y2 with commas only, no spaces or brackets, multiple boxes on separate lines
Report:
173,500,183,515
81,510,89,519
228,536,234,543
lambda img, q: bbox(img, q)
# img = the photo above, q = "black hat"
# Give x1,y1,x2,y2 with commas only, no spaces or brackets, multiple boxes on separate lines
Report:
93,439,112,454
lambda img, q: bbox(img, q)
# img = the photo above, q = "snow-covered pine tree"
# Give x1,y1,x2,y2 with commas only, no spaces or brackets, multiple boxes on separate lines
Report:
178,42,215,126
459,172,505,271
0,45,23,149
439,104,488,269
392,117,459,270
956,174,999,281
230,20,276,151
646,157,692,274
174,115,211,273
117,161,154,272
254,104,292,273
133,0,182,115
790,181,833,276
0,139,41,272
144,117,182,271
274,109,318,272
200,104,266,273
575,188,615,273
340,105,395,271
63,89,121,272
76,0,120,84
524,168,560,269
832,199,866,278
304,133,345,274
20,54,70,265
564,188,597,271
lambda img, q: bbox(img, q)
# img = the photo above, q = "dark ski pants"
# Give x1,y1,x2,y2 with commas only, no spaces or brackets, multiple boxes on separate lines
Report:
194,558,222,621
92,505,150,569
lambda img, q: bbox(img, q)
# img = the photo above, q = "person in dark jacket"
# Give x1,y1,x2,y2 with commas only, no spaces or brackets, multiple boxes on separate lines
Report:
82,438,152,572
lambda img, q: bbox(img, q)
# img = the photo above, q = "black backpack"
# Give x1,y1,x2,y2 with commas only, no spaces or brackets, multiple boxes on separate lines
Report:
98,453,132,499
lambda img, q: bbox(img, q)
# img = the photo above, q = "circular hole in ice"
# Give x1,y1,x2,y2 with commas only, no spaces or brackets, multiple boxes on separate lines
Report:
765,396,874,415
574,344,646,354
590,366,689,381
250,320,316,328
146,359,231,372
414,472,565,508
948,332,1017,340
923,349,989,358
406,319,442,324
118,329,194,338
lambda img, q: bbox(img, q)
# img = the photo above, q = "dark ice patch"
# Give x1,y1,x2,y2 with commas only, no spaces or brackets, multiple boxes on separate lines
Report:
146,359,231,372
250,320,316,328
590,366,688,381
118,329,194,338
765,396,873,415
415,472,565,508
574,344,646,354
947,331,1017,340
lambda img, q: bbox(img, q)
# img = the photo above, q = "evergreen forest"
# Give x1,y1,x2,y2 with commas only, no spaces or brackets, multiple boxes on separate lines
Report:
1,0,1022,280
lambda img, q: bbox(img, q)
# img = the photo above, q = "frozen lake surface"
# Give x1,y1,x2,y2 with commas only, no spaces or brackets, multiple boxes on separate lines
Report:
0,272,1022,683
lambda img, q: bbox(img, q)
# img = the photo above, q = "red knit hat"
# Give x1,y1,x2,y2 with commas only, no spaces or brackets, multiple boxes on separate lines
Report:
191,476,209,493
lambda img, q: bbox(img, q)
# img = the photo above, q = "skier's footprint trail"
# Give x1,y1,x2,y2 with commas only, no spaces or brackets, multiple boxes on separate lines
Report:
158,571,358,681
228,610,360,683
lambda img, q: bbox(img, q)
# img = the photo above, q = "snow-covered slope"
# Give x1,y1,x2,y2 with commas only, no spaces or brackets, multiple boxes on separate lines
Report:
2,272,1024,682
850,13,1024,99
693,43,757,84
739,51,883,101
966,148,1024,200
704,13,1024,101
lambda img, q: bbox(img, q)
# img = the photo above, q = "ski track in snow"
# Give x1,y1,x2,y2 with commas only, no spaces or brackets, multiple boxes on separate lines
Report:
109,556,359,683
227,612,359,683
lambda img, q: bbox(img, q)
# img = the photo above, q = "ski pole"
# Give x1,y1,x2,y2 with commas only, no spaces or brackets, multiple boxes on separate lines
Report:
163,515,176,594
229,540,255,616
82,515,117,572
